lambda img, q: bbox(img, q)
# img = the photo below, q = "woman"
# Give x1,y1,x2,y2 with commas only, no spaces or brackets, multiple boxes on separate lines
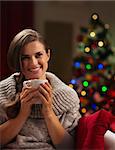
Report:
0,29,81,149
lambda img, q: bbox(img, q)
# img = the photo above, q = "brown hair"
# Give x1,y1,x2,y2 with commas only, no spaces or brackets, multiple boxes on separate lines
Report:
7,29,50,72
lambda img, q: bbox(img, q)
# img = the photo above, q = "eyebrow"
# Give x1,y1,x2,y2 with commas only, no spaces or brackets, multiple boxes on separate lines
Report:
21,51,44,56
21,54,30,57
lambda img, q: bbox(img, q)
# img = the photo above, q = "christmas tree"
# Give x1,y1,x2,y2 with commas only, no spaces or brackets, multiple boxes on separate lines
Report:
69,13,115,116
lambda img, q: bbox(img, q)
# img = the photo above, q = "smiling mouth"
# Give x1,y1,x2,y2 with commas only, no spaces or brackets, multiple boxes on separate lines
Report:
29,67,41,72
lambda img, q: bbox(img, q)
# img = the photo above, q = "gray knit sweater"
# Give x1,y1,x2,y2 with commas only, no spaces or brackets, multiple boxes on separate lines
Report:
0,72,81,149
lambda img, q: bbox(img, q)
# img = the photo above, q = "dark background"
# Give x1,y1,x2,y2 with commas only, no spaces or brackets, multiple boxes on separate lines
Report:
1,1,34,80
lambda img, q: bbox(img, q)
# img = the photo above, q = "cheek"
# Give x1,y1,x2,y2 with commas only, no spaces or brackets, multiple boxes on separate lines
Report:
40,56,49,64
43,58,49,67
44,55,50,64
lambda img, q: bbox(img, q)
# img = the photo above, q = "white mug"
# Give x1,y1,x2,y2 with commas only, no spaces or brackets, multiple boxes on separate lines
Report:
23,79,48,104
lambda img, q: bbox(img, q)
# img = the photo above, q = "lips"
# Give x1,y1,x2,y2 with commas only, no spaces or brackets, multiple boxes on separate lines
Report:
29,67,41,73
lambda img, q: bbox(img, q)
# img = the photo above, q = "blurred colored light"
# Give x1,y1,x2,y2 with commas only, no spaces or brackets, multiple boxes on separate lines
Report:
85,74,92,81
81,90,86,96
91,103,97,110
98,63,104,70
74,62,81,68
81,108,87,113
68,84,73,88
83,81,89,87
101,85,108,92
85,47,91,53
105,24,110,29
92,14,98,20
86,64,92,70
90,32,96,37
70,79,77,84
98,41,104,47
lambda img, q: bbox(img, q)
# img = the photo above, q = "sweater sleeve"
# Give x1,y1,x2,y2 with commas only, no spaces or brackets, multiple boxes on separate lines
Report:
52,86,81,131
0,74,16,124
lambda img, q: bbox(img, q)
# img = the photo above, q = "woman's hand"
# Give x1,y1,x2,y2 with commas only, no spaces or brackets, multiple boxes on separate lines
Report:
37,82,53,117
19,87,40,117
19,82,53,118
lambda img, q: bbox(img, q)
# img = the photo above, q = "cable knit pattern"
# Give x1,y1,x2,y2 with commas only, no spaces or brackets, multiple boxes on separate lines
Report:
0,72,81,149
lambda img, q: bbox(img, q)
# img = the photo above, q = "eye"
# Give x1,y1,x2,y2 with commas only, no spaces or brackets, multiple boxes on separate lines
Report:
21,55,30,60
35,52,43,58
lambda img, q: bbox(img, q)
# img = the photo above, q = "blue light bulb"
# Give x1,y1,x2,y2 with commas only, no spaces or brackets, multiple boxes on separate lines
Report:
74,61,81,68
98,63,104,70
70,79,77,84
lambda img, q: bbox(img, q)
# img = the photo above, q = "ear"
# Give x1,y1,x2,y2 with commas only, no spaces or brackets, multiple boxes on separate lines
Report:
47,49,50,61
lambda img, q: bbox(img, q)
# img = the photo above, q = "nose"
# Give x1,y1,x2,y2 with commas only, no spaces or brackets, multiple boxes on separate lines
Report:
31,56,38,66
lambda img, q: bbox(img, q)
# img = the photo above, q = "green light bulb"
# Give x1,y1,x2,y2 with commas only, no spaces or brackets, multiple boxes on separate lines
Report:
83,81,89,87
86,64,92,70
102,85,108,92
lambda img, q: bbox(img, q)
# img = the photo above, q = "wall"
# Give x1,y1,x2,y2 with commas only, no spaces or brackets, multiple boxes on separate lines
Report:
1,1,34,80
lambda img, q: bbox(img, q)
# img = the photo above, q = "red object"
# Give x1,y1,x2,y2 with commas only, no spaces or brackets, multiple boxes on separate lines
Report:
110,115,115,132
107,89,115,98
91,42,97,49
76,110,111,150
92,75,100,82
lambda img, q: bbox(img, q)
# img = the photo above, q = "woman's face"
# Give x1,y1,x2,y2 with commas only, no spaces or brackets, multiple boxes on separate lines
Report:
20,41,50,80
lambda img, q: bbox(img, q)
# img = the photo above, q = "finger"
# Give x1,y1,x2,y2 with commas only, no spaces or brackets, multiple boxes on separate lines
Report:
20,88,38,100
39,85,51,102
31,91,48,106
40,83,52,97
20,89,28,99
45,82,52,90
28,97,40,105
20,89,40,103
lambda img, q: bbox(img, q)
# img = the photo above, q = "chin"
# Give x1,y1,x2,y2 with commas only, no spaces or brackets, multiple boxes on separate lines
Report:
24,75,37,80
24,70,45,80
28,76,39,80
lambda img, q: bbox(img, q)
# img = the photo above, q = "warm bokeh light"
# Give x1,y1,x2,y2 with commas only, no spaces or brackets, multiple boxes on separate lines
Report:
68,84,74,88
105,24,110,29
90,31,96,37
81,108,87,113
85,47,91,52
92,14,98,20
98,41,104,47
81,90,87,96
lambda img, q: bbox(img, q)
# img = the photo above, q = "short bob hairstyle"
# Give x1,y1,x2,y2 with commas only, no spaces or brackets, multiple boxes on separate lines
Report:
7,29,50,72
